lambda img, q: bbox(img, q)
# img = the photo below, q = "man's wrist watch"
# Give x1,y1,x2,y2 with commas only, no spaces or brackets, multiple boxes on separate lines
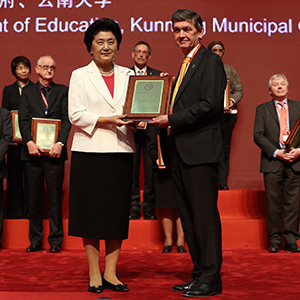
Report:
58,142,64,147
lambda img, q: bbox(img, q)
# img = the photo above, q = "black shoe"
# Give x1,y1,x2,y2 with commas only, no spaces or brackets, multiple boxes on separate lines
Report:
102,278,129,292
144,212,158,220
172,278,199,292
25,243,43,252
177,245,187,253
219,185,229,190
129,209,140,220
162,245,172,253
49,245,61,253
285,243,300,252
182,282,222,297
268,243,280,253
88,283,103,293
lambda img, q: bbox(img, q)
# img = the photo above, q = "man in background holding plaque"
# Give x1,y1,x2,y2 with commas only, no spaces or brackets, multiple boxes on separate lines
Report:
129,41,161,220
18,55,71,253
150,9,226,297
254,74,300,253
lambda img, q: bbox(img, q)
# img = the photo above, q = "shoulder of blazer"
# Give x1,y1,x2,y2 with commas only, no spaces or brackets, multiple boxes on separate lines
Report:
3,81,18,92
114,63,134,75
256,100,274,110
147,67,161,75
50,81,68,91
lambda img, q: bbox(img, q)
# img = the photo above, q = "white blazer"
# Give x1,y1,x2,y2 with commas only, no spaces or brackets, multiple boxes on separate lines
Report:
68,60,135,153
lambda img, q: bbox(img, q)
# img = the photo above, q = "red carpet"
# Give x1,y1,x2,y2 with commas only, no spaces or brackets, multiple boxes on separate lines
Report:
1,249,300,300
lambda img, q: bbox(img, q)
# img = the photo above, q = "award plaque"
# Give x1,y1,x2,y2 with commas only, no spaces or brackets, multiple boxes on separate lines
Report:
31,118,61,155
285,118,300,152
224,80,230,111
11,110,23,143
123,75,173,121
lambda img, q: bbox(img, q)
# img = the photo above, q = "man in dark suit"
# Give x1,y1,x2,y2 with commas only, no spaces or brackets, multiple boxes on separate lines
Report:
0,108,13,251
129,41,161,220
254,74,300,253
19,55,71,253
150,9,226,298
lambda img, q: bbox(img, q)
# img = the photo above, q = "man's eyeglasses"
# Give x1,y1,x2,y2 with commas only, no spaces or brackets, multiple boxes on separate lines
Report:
38,65,56,71
134,50,150,55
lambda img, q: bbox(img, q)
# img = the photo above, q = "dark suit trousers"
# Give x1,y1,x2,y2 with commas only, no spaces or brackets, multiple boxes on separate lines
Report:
24,159,64,246
6,145,26,218
264,162,300,245
218,113,237,187
131,129,155,213
0,179,3,245
171,148,222,285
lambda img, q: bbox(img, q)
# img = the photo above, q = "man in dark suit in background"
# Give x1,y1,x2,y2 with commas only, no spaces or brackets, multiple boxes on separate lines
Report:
254,74,300,253
0,108,13,252
150,9,226,298
129,41,161,220
19,55,71,253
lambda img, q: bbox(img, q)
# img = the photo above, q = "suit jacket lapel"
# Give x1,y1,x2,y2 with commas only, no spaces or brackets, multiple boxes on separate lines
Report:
173,46,205,106
287,99,297,128
47,82,57,112
86,61,118,109
113,64,130,107
268,100,279,126
34,83,47,114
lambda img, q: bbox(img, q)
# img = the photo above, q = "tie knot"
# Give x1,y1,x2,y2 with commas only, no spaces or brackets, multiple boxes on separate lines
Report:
278,101,285,107
183,57,191,65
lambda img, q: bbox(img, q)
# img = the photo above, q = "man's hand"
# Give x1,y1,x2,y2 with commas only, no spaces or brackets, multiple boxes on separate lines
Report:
149,115,170,128
285,149,300,163
26,140,43,157
49,142,63,158
277,148,300,163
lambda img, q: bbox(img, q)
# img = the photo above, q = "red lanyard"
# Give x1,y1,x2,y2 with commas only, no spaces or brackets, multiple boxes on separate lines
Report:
188,43,202,65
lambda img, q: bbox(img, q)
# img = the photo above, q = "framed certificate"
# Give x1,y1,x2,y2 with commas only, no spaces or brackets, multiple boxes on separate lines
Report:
31,118,61,155
123,75,173,121
285,118,300,152
11,110,23,143
224,80,230,111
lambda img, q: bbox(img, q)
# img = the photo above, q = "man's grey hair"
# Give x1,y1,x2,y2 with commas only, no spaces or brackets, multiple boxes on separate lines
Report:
37,55,56,67
268,74,289,90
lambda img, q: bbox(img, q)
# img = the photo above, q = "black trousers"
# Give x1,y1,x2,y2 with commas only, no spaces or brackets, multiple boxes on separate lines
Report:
218,113,237,187
171,148,222,285
6,145,26,218
131,129,155,213
264,162,300,245
0,179,3,246
24,159,65,246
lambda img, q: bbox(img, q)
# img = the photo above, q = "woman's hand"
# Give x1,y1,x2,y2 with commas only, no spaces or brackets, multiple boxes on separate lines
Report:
97,115,133,127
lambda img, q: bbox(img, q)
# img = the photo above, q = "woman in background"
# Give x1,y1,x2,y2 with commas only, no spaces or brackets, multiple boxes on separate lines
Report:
2,56,33,218
68,19,135,293
148,124,186,253
208,41,243,190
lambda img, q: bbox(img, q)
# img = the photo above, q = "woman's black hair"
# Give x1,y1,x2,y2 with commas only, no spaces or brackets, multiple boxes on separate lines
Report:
84,18,122,53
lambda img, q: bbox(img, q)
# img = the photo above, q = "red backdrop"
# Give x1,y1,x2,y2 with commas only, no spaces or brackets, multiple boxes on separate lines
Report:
1,0,300,189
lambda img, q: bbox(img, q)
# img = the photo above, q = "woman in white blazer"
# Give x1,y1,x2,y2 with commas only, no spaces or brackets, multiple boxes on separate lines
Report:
68,19,135,294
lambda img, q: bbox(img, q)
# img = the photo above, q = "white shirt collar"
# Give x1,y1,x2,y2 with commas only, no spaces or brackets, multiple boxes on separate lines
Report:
134,65,147,75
